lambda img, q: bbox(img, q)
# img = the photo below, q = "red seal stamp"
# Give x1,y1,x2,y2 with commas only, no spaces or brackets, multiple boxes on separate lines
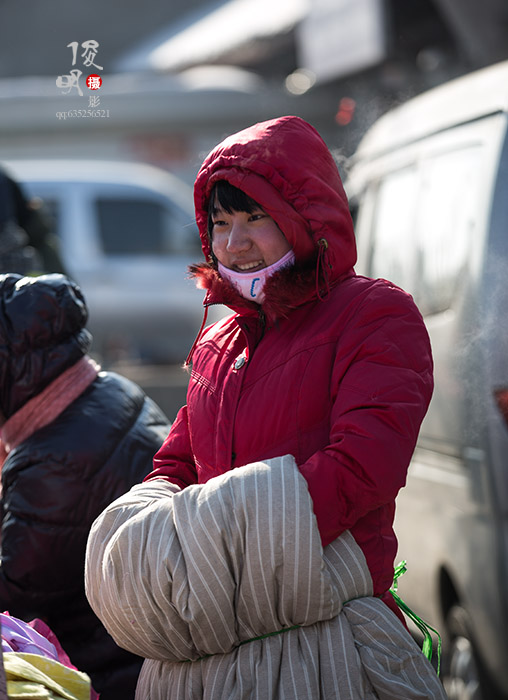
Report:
86,74,102,90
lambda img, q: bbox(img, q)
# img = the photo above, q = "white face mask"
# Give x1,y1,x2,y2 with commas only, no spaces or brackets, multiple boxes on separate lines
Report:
218,250,295,304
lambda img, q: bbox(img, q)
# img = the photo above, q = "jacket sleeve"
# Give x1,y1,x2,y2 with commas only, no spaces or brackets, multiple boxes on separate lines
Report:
145,405,197,488
298,283,434,547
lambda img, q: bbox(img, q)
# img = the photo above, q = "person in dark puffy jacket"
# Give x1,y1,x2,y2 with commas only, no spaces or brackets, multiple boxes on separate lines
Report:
0,273,171,699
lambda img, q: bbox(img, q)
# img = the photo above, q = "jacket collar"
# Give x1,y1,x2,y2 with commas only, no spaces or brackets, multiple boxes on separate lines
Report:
190,257,354,325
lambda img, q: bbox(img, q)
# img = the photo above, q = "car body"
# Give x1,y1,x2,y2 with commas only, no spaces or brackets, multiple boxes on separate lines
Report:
3,158,225,365
345,60,508,698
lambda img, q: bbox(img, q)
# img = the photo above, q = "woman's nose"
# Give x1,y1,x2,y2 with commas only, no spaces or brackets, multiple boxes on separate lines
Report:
226,222,251,252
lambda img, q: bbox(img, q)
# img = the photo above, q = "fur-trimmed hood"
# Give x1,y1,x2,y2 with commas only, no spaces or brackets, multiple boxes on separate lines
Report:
191,116,357,319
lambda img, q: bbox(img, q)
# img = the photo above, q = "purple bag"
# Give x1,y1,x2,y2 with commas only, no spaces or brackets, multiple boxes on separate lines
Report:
1,612,100,699
1,612,59,659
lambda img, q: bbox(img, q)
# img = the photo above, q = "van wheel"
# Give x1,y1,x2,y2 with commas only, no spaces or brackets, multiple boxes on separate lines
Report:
445,605,498,700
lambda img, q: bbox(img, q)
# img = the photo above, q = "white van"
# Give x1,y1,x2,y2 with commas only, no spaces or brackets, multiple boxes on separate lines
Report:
346,60,508,699
3,159,223,365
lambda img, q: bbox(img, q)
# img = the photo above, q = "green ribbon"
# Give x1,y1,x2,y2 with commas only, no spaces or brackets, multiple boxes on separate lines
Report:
390,560,442,675
184,625,302,662
185,561,442,674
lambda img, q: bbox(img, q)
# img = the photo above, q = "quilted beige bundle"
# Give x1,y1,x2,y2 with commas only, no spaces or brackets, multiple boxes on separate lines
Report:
85,455,446,699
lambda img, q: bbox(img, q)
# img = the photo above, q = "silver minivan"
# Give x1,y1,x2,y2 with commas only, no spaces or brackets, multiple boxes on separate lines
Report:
346,60,508,699
3,159,224,365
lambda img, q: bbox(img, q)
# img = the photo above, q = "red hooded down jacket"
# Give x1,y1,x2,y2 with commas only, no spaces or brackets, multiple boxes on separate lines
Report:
147,116,433,611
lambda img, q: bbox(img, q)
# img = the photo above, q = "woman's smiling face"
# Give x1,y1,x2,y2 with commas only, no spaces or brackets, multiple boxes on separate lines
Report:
210,194,291,273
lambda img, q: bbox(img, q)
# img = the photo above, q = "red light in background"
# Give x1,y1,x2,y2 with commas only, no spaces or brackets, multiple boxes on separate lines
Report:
335,97,356,126
494,388,508,427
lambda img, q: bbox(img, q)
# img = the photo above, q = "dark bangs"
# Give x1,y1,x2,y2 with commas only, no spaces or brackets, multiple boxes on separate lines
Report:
207,181,261,239
211,180,260,214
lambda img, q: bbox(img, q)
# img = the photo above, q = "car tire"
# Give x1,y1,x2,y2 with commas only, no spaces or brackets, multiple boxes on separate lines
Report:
444,604,503,700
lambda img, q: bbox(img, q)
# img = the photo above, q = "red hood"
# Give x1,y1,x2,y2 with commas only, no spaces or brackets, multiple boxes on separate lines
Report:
194,115,357,278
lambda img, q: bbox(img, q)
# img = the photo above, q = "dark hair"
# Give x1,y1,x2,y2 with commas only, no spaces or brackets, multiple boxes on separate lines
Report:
207,181,261,239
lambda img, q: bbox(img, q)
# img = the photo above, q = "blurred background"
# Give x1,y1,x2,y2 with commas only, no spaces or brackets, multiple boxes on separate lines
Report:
1,0,508,418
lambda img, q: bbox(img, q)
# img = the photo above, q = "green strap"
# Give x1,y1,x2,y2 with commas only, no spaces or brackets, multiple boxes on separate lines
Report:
186,561,442,673
184,625,302,662
390,560,442,675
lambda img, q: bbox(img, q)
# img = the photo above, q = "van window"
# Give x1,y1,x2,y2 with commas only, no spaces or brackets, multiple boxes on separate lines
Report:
369,167,419,297
95,197,198,256
415,147,480,315
367,147,480,314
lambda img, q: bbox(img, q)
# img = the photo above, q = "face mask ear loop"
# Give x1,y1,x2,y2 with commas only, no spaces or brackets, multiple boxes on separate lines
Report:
316,238,331,301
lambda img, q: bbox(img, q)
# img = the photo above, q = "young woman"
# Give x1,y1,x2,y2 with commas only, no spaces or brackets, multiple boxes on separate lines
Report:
150,115,434,618
86,116,444,699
